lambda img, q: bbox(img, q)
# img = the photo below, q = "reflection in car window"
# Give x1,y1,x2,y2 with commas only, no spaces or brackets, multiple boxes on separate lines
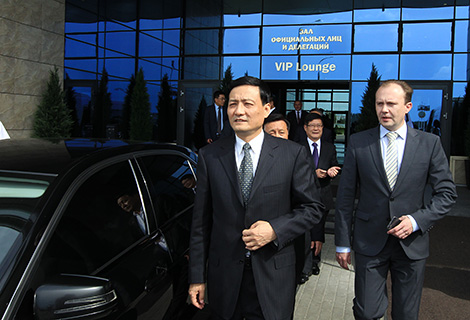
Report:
40,161,145,276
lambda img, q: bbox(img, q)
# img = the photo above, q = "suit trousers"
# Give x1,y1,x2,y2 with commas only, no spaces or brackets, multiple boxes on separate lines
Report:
353,236,426,320
211,258,265,320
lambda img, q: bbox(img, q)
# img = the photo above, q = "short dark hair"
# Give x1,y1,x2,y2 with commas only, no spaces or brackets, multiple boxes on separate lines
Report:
379,80,413,104
304,112,323,126
213,90,225,100
228,76,271,105
264,113,290,131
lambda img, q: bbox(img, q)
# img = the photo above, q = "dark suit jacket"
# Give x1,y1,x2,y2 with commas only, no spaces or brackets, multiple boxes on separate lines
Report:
302,140,339,242
286,110,308,142
204,104,228,142
189,133,324,320
335,127,457,260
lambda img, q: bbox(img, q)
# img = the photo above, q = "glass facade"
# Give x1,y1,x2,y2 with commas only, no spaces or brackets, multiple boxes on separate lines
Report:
64,0,469,156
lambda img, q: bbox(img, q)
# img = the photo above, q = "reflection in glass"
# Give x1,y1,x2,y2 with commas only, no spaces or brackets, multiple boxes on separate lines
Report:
65,38,96,58
140,32,163,57
456,3,470,19
185,29,219,55
65,59,97,74
101,58,136,79
353,8,400,22
106,32,136,56
400,54,451,80
402,2,454,20
402,23,451,52
352,55,398,80
183,57,219,80
139,59,163,81
454,21,469,52
261,55,298,80
350,82,367,118
163,29,180,47
224,28,260,54
354,24,398,52
223,13,261,26
185,0,222,28
453,54,468,81
409,89,442,134
223,56,260,78
222,0,262,26
301,55,350,80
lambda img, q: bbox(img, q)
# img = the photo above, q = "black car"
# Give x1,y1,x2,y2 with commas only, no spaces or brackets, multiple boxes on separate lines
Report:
0,139,200,320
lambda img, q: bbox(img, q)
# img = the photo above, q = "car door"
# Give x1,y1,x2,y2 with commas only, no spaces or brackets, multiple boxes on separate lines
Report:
13,157,174,320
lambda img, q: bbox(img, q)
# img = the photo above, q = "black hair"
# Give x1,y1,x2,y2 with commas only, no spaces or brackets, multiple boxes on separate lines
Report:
264,113,290,131
228,76,271,105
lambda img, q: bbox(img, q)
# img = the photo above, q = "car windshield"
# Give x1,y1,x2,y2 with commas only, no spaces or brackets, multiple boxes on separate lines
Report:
0,174,51,292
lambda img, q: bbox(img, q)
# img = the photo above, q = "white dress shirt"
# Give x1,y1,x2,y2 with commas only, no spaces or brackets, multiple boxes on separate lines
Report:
235,131,264,174
0,121,10,140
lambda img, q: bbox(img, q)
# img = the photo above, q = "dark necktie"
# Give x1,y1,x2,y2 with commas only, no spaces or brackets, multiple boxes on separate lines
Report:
217,106,222,134
239,143,253,206
312,142,319,168
297,111,300,124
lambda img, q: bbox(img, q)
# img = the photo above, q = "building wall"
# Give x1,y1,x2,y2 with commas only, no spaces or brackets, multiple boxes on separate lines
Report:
0,0,65,138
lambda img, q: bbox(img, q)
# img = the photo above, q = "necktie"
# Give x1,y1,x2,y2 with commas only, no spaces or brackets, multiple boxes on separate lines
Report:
312,142,319,168
297,111,300,124
217,106,222,134
239,143,253,206
385,132,398,190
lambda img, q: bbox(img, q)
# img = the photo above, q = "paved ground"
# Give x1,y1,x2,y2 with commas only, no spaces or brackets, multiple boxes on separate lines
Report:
294,186,470,320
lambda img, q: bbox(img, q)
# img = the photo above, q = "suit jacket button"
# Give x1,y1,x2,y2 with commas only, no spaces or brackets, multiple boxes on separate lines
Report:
390,197,394,201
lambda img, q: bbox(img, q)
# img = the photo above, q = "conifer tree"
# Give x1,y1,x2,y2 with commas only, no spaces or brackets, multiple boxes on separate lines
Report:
92,68,112,138
64,74,80,137
33,67,73,138
220,64,234,97
121,74,136,139
156,74,176,142
130,69,152,141
356,63,381,132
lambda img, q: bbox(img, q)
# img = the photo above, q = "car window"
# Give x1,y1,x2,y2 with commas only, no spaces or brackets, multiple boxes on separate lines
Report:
139,155,195,226
40,160,147,277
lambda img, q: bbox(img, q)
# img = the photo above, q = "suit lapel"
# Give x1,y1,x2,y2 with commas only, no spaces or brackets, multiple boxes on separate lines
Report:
369,127,390,190
250,134,277,198
393,128,418,192
217,137,244,205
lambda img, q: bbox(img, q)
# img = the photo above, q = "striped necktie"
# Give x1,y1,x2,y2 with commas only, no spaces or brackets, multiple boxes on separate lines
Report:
385,132,398,190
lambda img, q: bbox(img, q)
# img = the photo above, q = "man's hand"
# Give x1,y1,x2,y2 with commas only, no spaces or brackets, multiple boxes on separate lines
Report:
327,166,341,178
312,241,323,256
387,215,413,239
316,168,327,178
336,252,351,270
188,283,206,309
206,138,213,144
242,220,277,251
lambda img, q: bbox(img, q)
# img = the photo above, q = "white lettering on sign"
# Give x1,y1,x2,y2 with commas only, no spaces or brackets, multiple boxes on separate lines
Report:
269,27,342,52
275,62,337,73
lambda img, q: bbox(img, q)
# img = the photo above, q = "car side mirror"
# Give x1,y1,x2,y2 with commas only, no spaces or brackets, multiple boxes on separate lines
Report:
34,274,118,320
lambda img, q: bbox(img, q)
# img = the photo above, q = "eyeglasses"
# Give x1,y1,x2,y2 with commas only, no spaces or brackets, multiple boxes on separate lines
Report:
307,124,323,129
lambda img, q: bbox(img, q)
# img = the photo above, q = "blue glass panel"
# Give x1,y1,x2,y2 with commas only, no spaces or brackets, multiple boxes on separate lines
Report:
185,29,219,55
354,24,398,52
300,55,350,80
140,19,163,30
163,29,180,47
262,25,351,55
263,11,352,26
67,34,97,46
402,6,453,20
403,23,451,52
353,8,400,22
65,59,97,74
183,57,219,80
223,56,260,78
64,67,97,80
350,82,368,127
454,21,469,52
106,20,136,31
105,32,136,56
65,38,96,58
139,58,162,81
65,22,98,33
140,32,163,57
223,13,261,26
453,82,467,99
224,28,259,54
163,43,179,57
102,58,136,79
164,18,181,29
352,55,398,80
400,54,451,80
261,55,298,80
456,5,469,19
453,54,468,81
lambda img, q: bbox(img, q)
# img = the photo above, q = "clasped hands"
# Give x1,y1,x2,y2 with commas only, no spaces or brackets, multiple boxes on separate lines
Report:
316,166,341,179
336,216,414,270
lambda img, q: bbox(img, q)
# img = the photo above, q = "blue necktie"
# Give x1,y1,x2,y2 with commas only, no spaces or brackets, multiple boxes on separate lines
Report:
312,142,319,168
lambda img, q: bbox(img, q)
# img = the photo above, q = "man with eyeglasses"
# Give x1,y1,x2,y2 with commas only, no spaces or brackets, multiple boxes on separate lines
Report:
299,112,340,282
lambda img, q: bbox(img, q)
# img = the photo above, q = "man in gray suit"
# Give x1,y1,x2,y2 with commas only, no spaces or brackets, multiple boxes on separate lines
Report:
335,80,457,320
189,76,324,320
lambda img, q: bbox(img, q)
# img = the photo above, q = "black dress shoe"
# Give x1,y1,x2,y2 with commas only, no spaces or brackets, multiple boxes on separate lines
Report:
299,273,309,284
311,263,320,275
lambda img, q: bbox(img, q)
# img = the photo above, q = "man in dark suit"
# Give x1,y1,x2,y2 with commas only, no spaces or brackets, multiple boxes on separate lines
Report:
204,90,227,144
286,100,307,142
300,113,340,281
335,80,457,320
189,76,324,320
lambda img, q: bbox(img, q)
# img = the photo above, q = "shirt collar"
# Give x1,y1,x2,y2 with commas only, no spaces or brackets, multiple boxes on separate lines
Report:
235,130,264,156
307,137,321,148
380,122,407,140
